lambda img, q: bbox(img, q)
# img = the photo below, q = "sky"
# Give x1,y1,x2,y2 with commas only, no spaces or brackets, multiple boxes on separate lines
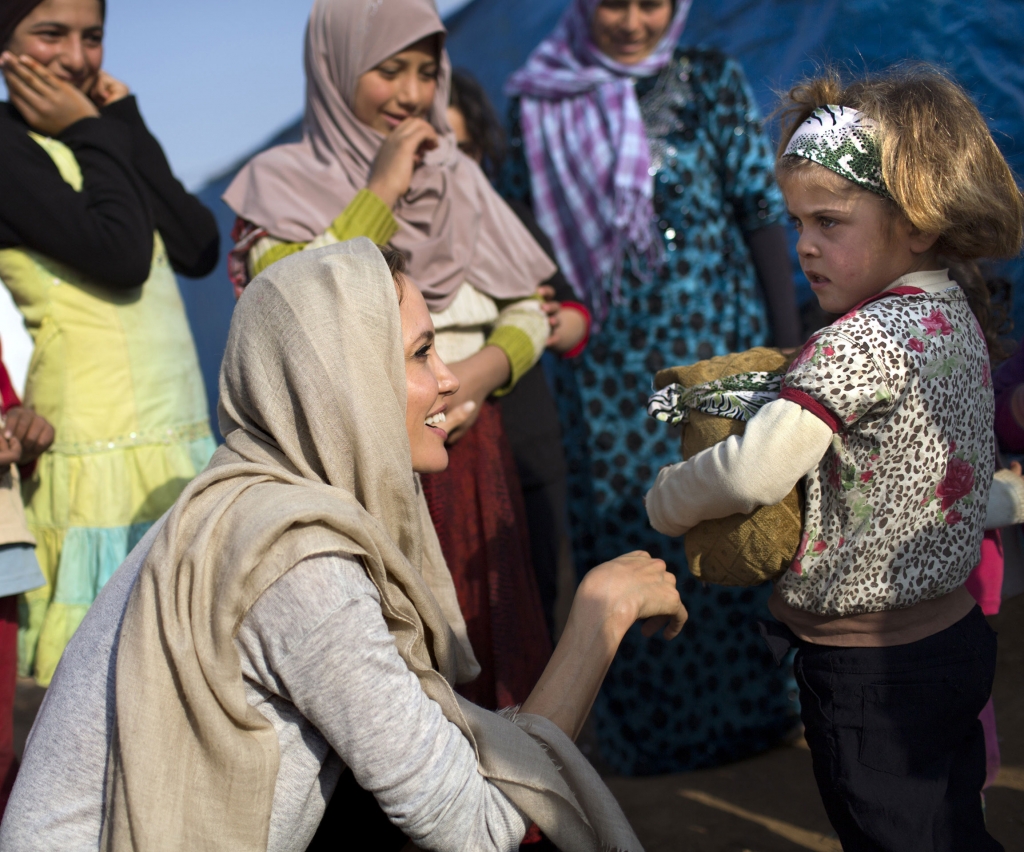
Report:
0,0,473,391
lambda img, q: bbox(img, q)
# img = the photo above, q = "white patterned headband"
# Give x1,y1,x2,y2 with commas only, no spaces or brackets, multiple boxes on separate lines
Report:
783,105,890,198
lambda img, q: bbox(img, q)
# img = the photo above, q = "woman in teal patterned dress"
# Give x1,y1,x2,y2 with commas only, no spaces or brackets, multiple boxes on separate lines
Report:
502,0,802,774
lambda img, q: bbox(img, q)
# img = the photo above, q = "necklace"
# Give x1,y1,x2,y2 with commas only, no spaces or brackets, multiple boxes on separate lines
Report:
638,55,694,173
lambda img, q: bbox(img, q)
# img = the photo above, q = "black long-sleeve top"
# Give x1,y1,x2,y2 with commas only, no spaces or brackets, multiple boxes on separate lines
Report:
0,96,219,288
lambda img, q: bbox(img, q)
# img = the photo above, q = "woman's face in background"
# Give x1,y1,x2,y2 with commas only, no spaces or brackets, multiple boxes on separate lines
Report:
6,0,103,94
353,36,439,134
400,279,459,474
591,0,673,65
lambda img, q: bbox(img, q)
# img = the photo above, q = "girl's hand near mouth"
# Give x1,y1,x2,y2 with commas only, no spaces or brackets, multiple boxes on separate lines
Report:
90,70,130,108
0,52,98,136
367,117,439,208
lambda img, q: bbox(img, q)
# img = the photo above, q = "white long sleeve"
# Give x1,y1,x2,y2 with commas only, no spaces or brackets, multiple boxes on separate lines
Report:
985,468,1024,529
645,399,834,537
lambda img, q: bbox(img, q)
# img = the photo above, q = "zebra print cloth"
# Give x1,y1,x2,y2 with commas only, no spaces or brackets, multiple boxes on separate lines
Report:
647,371,783,426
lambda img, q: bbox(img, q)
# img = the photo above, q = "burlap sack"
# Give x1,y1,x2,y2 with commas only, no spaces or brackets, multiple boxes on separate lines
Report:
653,347,802,586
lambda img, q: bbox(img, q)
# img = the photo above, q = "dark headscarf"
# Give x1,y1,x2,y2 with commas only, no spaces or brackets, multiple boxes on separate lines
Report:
1,0,105,50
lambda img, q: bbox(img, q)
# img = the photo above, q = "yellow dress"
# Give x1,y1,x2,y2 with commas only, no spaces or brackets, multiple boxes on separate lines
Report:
0,133,215,685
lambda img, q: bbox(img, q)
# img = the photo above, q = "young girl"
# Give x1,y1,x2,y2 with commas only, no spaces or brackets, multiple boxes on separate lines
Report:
646,66,1022,850
0,0,219,686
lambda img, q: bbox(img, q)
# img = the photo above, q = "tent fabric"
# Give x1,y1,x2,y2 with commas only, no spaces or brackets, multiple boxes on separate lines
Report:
190,0,1024,428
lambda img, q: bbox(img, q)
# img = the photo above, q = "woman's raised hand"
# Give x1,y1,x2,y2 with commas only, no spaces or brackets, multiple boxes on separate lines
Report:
366,117,439,208
90,70,130,108
0,52,99,136
520,550,686,739
577,550,688,640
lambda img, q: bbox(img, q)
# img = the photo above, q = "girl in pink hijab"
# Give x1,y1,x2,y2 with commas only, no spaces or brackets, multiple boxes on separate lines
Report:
225,0,558,713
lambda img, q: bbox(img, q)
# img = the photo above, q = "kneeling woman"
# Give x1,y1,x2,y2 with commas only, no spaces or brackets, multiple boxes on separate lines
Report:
0,241,687,851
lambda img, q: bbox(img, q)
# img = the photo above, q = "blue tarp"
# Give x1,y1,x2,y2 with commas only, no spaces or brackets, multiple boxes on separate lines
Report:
189,0,1024,428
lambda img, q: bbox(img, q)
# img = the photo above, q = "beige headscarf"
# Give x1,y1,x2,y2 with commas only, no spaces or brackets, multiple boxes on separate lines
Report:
222,0,555,312
101,239,640,852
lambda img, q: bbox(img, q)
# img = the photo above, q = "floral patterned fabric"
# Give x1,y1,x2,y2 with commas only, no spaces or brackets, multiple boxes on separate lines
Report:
503,48,794,775
778,285,994,615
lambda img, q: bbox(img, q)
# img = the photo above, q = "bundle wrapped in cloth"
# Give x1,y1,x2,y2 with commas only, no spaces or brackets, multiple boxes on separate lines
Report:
647,347,802,586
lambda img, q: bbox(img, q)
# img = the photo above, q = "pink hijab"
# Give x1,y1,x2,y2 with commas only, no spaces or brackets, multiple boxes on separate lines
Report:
223,0,554,311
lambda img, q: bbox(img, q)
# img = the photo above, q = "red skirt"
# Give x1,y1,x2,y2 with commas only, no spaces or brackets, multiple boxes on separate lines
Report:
421,400,552,710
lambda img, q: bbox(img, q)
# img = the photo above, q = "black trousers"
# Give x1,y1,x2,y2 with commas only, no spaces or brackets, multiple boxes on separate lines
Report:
794,606,1002,852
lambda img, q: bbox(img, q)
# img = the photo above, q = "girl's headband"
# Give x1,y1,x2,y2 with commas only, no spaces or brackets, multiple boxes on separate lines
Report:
783,105,890,198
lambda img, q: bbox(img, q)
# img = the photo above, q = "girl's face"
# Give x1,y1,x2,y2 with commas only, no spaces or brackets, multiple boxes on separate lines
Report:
353,36,439,134
446,105,481,163
400,279,459,474
780,165,940,315
591,0,673,65
6,0,103,94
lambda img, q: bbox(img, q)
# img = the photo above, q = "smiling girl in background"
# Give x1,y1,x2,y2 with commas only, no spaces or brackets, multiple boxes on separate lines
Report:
0,0,219,686
646,66,1023,850
225,0,559,712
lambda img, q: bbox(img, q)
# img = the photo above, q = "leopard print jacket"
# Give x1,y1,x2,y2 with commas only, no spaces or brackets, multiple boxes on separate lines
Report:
776,284,994,616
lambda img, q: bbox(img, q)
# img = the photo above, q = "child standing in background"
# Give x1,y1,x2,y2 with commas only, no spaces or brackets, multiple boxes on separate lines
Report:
0,343,51,818
646,67,1022,850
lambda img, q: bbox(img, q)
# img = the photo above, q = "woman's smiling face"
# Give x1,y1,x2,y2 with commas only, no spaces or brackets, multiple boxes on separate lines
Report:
6,0,104,94
591,0,673,65
399,278,458,473
353,35,439,134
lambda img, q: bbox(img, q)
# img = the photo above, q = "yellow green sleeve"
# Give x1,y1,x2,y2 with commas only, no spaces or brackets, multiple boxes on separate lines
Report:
487,325,538,398
248,190,398,279
329,189,399,245
486,298,550,397
249,240,306,279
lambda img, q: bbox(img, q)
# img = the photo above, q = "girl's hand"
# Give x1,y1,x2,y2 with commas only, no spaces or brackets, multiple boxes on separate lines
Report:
366,117,439,208
0,432,22,468
575,550,688,640
90,70,130,108
0,52,99,136
536,285,587,354
443,346,510,445
537,285,560,325
4,406,55,464
440,400,478,445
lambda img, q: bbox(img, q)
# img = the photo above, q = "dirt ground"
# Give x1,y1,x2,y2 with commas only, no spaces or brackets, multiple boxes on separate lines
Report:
13,593,1024,851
